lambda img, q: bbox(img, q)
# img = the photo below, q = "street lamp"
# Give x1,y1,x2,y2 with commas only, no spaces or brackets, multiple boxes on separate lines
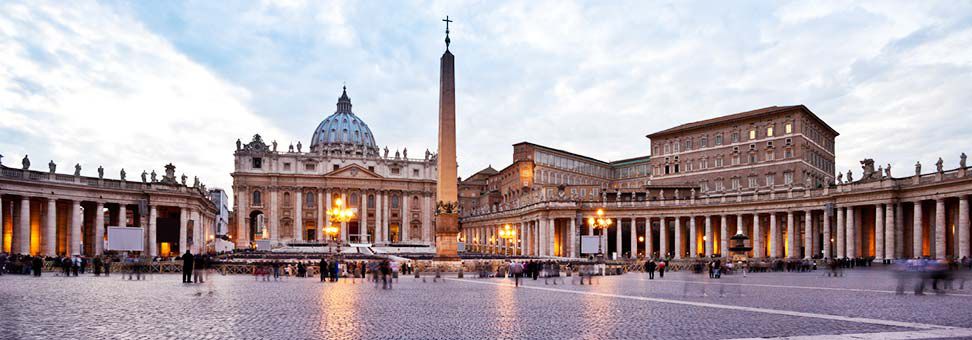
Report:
327,197,354,254
587,208,612,257
498,224,517,256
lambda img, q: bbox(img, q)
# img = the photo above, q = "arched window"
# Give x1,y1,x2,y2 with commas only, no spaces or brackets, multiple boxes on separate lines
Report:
252,191,262,205
305,192,314,207
350,193,359,206
368,194,375,207
391,195,400,209
412,196,419,208
283,192,291,206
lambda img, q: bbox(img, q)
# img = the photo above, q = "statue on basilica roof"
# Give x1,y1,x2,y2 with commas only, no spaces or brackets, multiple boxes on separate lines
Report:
181,173,187,186
74,163,81,176
151,170,158,182
297,141,302,153
22,154,29,170
288,143,294,153
97,166,104,179
936,157,944,173
846,169,853,182
193,176,200,187
272,140,278,152
395,150,400,159
120,168,126,181
403,147,408,159
48,160,56,174
236,139,242,151
885,163,891,178
837,172,843,184
915,161,921,176
141,170,147,183
961,153,967,168
384,146,389,159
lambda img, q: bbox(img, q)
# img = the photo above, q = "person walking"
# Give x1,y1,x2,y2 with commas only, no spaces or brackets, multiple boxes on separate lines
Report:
645,259,656,280
658,260,666,278
31,256,43,277
319,258,328,282
511,261,524,287
182,250,194,283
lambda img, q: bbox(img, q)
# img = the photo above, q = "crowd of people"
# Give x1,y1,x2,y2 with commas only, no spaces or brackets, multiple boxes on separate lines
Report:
894,257,971,295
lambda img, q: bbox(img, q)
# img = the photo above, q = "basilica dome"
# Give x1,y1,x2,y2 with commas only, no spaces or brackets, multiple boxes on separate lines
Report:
310,87,379,157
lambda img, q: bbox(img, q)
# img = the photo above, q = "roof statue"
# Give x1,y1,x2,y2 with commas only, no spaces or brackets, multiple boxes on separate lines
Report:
915,161,921,176
141,170,147,183
936,157,944,173
120,168,126,181
74,163,81,176
181,173,187,186
97,166,104,179
885,163,891,178
962,152,967,168
48,160,55,174
22,154,29,170
272,140,277,152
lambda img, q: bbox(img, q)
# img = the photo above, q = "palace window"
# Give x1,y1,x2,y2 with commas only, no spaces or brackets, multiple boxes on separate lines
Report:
673,142,680,153
748,176,757,188
715,134,723,146
685,139,693,150
766,174,775,186
731,132,739,143
664,143,670,154
251,157,263,169
784,149,793,158
700,181,709,192
252,191,262,205
765,150,775,161
413,169,420,177
701,137,708,148
785,138,792,146
305,163,316,171
283,162,291,171
767,126,774,137
785,122,793,134
749,129,757,140
784,172,794,184
749,154,757,164
731,177,740,190
391,167,400,175
350,193,359,206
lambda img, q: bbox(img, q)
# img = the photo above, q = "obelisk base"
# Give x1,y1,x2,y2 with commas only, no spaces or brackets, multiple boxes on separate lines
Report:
434,213,460,261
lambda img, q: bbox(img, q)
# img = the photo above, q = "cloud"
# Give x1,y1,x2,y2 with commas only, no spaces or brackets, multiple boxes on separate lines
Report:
2,0,971,203
0,1,287,198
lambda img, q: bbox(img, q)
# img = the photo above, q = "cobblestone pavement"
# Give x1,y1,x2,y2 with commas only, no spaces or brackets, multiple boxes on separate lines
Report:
1,268,970,339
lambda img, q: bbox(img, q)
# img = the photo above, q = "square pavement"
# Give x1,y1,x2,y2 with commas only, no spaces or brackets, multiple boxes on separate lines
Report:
1,268,970,339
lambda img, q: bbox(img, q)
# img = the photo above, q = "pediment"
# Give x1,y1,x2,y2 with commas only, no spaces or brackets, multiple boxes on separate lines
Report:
325,164,383,179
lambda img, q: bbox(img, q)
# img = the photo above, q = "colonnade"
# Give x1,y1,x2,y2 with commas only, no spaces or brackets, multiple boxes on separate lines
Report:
0,192,216,257
464,217,577,258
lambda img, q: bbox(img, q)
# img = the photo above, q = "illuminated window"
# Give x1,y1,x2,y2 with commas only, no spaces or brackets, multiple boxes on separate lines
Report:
785,122,793,134
767,126,774,137
749,130,757,140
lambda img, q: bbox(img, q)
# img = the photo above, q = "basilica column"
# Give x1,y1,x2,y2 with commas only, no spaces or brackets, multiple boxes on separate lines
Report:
823,207,832,259
885,202,895,260
44,198,56,256
95,202,105,255
340,192,348,243
69,200,81,256
960,196,970,259
689,216,697,258
422,194,432,243
785,211,795,258
720,215,729,258
401,192,409,242
235,187,248,248
913,201,923,258
179,207,188,254
324,190,333,242
674,217,683,259
847,206,857,258
770,212,779,258
704,215,713,257
373,190,382,244
317,190,325,242
753,214,763,258
359,190,367,243
935,198,946,259
0,194,4,253
875,204,885,261
294,190,302,242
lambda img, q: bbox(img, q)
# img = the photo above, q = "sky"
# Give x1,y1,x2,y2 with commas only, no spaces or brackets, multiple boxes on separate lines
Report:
2,1,971,204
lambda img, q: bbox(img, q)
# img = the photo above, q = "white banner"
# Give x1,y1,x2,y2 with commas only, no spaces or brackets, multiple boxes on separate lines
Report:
107,227,144,251
581,235,600,254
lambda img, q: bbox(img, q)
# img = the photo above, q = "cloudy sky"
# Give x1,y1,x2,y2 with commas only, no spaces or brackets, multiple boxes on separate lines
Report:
2,1,971,202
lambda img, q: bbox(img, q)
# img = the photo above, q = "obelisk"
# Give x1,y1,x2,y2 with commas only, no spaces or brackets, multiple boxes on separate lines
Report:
435,16,460,261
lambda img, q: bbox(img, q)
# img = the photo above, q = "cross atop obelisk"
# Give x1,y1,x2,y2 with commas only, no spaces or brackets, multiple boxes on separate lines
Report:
435,16,460,261
442,16,452,49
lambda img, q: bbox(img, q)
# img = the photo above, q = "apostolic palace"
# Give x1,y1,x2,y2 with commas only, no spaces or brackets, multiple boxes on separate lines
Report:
459,105,972,262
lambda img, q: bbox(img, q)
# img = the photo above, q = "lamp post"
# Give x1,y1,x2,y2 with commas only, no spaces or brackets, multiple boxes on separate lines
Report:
498,224,517,257
587,208,612,258
326,197,354,254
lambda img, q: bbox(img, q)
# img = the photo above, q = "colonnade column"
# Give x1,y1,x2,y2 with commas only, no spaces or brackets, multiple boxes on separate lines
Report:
0,194,4,252
549,218,556,257
70,200,81,256
823,207,832,259
935,198,946,259
118,204,127,227
148,205,157,256
720,215,728,258
359,190,367,243
675,217,683,259
785,211,794,258
95,202,104,255
895,203,904,259
768,212,778,258
850,206,859,258
837,207,846,258
875,204,885,261
44,198,56,256
341,192,348,243
629,218,637,258
569,217,576,258
17,197,31,255
960,196,970,259
179,207,188,253
325,190,333,242
294,190,302,242
689,217,697,258
704,215,713,257
649,216,668,259
657,217,666,258
913,201,923,258
884,202,895,260
615,218,622,258
753,214,763,258
804,210,813,259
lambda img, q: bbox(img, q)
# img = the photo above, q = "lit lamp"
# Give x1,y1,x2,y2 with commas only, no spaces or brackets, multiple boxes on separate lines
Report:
326,197,354,254
587,208,612,256
497,223,517,256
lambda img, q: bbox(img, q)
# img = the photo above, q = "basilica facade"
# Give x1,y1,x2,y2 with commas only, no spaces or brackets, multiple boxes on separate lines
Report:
231,88,438,248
